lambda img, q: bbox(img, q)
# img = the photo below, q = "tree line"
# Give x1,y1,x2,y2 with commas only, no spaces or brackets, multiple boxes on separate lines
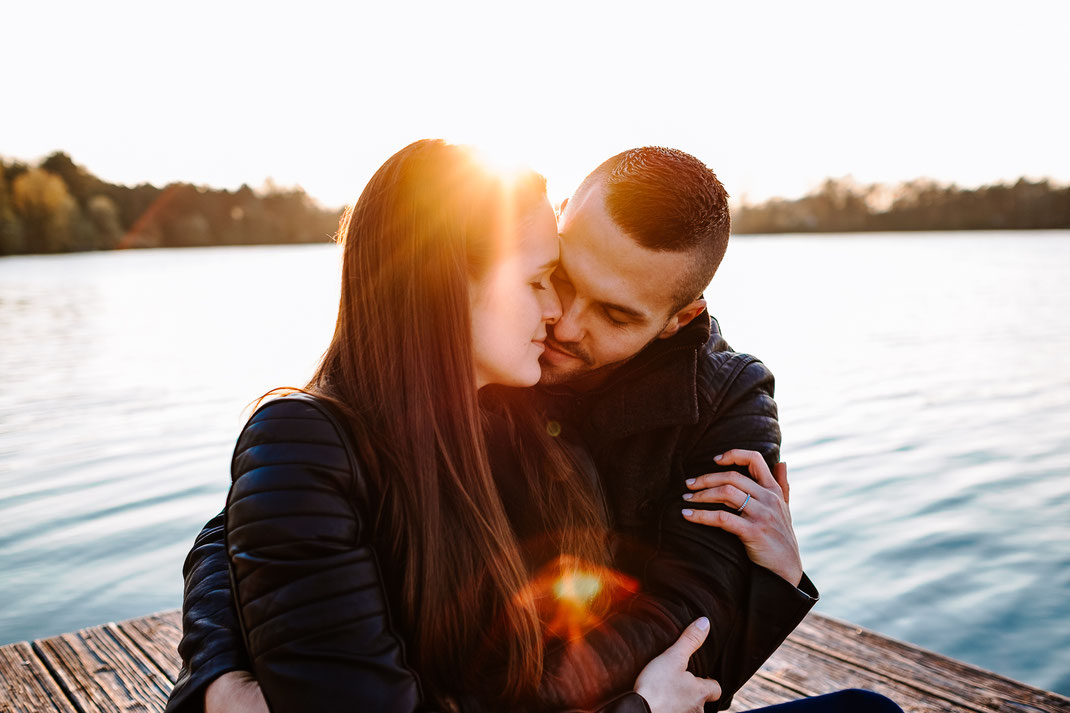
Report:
2,153,1068,256
732,176,1070,234
0,152,340,256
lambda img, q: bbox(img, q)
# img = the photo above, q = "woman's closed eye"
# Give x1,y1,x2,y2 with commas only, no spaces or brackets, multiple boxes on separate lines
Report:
530,265,557,292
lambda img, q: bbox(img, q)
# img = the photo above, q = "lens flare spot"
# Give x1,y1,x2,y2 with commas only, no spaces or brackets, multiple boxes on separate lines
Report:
553,570,603,604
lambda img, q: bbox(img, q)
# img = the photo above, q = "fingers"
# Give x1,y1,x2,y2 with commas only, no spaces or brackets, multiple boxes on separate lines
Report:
686,470,763,500
681,507,752,537
689,454,784,500
713,449,778,489
666,616,710,661
700,677,723,703
773,461,789,505
682,483,751,510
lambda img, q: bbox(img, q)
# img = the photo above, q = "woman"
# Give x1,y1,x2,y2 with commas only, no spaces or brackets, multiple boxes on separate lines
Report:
223,139,902,713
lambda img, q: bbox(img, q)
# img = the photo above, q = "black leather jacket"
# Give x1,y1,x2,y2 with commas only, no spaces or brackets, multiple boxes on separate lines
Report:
165,314,818,713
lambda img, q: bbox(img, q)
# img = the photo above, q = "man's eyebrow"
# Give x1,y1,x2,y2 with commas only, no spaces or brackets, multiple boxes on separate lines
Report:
599,301,646,320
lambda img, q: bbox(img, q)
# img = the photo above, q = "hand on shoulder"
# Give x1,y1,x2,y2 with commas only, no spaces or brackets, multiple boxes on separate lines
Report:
681,451,803,587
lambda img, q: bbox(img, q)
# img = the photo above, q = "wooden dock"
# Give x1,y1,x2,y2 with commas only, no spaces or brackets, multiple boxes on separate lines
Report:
0,610,1065,712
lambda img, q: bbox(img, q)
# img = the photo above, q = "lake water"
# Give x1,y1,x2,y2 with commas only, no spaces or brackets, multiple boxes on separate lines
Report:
1,232,1068,696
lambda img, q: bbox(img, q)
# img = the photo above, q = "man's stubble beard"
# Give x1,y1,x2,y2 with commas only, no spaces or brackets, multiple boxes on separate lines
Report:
537,357,609,387
536,328,667,389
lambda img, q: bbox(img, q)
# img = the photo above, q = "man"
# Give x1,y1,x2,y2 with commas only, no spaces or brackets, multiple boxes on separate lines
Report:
166,147,818,713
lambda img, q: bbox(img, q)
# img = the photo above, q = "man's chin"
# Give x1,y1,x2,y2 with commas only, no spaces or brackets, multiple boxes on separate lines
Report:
537,359,586,386
539,351,640,389
538,356,618,388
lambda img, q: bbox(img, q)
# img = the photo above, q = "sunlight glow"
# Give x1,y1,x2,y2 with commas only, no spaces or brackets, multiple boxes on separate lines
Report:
553,570,603,605
467,142,540,186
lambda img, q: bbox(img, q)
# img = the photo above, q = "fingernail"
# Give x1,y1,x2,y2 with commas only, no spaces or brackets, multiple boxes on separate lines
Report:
682,509,693,517
682,492,693,500
686,477,696,486
697,616,710,630
714,454,723,462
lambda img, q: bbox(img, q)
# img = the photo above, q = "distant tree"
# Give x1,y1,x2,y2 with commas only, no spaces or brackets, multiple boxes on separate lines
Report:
0,163,27,255
86,195,124,249
734,175,1070,234
11,168,84,253
41,152,108,206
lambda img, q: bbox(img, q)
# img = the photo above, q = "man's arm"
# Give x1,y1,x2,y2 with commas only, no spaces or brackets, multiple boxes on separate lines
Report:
669,356,817,706
532,356,816,712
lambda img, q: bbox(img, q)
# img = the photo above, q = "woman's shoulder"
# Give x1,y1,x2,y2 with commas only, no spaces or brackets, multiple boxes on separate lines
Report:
231,391,368,504
241,392,349,441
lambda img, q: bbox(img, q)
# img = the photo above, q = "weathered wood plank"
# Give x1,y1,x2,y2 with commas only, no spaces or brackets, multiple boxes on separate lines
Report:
786,613,1070,713
109,611,183,682
0,641,77,713
32,624,171,713
4,608,1067,713
760,637,978,713
729,672,808,711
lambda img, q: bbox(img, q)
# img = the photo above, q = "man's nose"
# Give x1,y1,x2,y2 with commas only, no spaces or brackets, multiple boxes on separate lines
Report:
552,300,585,343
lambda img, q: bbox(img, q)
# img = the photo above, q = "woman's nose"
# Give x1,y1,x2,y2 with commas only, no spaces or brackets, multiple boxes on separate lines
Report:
541,284,562,324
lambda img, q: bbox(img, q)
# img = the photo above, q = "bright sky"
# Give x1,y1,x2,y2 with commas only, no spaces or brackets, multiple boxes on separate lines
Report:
4,0,1068,207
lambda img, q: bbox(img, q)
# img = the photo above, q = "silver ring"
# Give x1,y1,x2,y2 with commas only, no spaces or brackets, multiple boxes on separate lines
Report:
736,493,751,514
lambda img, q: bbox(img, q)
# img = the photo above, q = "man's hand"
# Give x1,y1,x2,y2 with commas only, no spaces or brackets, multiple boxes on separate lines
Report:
204,671,268,713
633,617,722,713
681,451,803,587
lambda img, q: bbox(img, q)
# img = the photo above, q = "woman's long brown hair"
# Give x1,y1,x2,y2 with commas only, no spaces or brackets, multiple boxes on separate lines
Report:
296,140,608,702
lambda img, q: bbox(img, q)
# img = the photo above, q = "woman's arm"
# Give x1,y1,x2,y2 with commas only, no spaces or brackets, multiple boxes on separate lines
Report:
224,395,428,713
165,510,250,713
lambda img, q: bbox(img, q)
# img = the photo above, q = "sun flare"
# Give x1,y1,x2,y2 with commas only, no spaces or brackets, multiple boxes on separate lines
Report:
468,142,538,184
553,570,604,605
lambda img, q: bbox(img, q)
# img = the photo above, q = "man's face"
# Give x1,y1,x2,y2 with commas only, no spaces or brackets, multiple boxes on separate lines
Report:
539,181,703,388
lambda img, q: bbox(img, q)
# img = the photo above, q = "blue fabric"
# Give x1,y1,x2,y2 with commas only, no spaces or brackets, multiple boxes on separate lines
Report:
747,689,904,713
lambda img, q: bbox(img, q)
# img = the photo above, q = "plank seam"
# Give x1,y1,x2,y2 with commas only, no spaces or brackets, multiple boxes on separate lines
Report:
104,623,176,687
29,641,87,713
752,670,819,699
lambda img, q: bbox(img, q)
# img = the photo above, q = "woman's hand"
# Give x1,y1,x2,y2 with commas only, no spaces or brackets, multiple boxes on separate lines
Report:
205,670,269,713
681,451,804,586
633,617,722,713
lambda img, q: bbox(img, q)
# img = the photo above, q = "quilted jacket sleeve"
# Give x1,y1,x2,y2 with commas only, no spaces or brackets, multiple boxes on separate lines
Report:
658,356,816,709
223,396,428,713
531,357,817,713
164,511,249,713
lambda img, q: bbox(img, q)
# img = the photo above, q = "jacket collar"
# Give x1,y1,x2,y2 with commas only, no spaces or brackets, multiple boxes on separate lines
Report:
539,311,725,440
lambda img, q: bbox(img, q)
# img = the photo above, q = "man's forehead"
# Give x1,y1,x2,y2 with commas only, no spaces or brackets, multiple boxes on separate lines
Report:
558,196,686,319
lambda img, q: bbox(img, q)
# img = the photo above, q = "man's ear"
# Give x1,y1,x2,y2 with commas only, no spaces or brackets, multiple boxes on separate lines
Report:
657,298,707,340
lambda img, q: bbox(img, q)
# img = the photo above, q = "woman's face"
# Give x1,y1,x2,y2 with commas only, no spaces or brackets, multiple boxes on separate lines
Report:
471,197,562,388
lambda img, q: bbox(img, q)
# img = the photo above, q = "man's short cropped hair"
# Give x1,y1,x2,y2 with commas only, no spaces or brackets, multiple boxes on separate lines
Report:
582,146,731,313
